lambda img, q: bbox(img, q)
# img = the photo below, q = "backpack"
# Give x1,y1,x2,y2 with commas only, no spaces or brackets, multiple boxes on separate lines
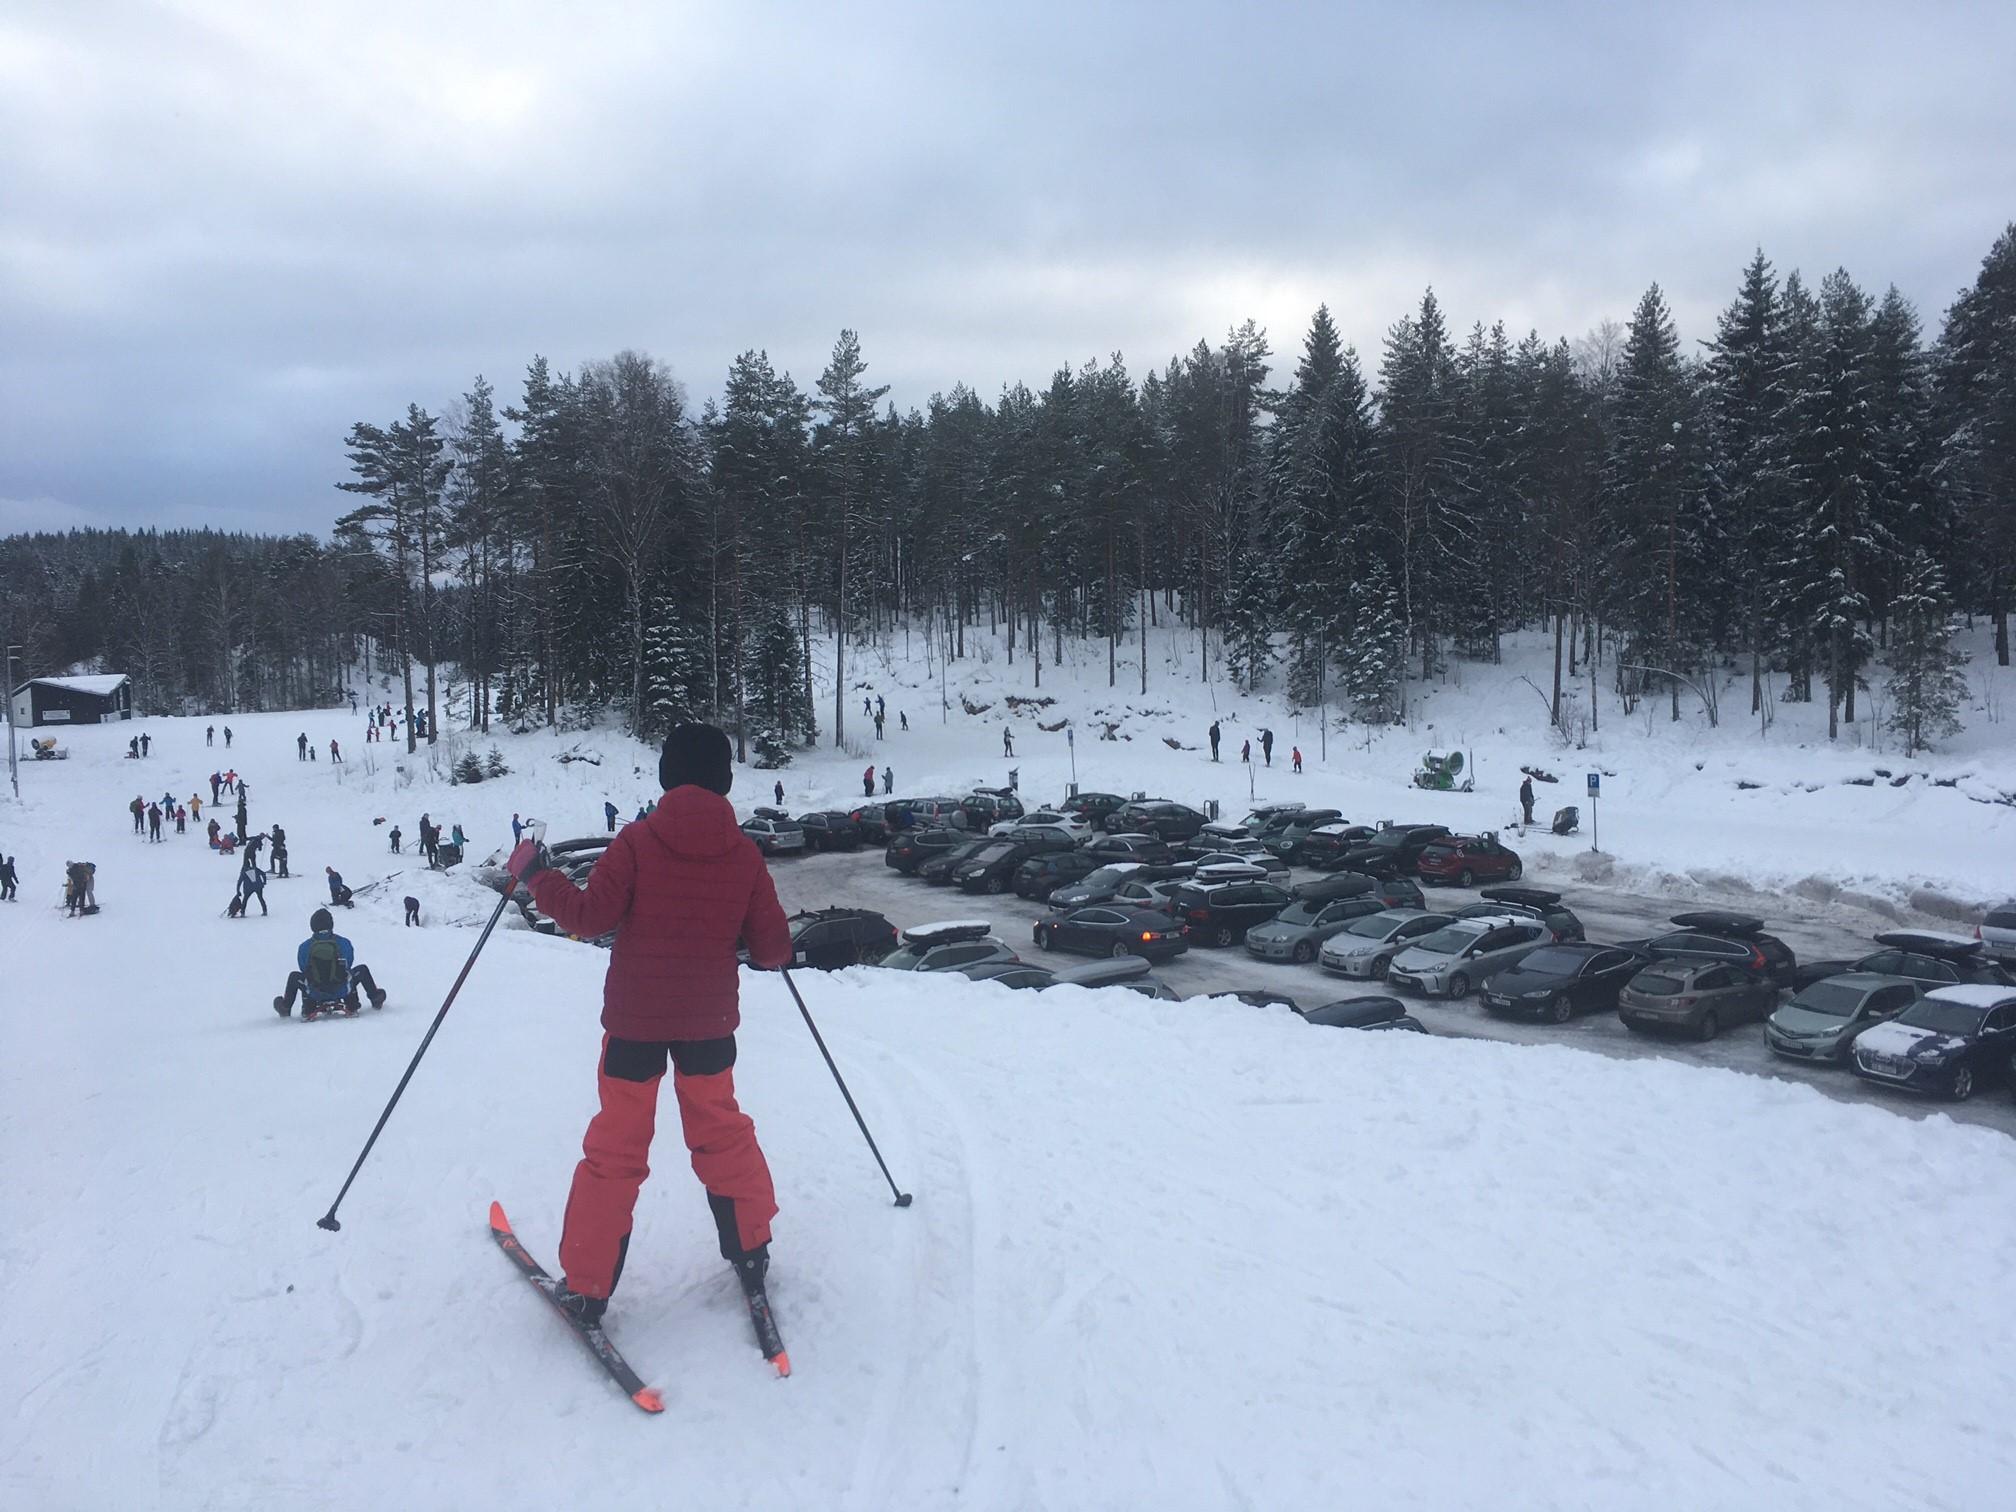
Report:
305,936,347,995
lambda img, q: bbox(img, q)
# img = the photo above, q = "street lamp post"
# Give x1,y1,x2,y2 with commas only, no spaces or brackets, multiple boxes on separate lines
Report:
5,646,19,801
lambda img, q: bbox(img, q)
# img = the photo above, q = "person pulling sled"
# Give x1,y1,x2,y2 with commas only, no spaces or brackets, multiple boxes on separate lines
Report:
273,907,386,1019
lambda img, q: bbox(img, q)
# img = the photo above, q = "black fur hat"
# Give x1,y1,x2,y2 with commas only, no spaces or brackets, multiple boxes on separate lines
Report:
659,723,733,796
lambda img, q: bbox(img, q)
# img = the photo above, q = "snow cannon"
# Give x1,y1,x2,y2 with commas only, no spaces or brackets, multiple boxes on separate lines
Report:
1413,750,1473,793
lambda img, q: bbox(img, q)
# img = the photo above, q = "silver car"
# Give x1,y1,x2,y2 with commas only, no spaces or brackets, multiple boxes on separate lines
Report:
1244,896,1390,964
1387,915,1549,999
1316,908,1446,978
1765,972,1919,1064
1980,903,2016,965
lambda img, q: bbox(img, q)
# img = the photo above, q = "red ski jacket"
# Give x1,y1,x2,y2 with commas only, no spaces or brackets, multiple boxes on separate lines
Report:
529,785,791,1042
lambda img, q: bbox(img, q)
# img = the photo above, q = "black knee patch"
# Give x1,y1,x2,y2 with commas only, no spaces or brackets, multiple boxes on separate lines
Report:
668,1036,736,1078
707,1191,758,1262
603,1038,670,1082
609,1230,632,1296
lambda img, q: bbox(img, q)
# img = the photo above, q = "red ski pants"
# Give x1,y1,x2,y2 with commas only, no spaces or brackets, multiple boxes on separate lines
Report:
559,1033,777,1299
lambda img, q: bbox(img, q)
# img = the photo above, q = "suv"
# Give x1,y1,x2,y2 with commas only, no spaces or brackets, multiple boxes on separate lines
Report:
1171,878,1295,947
1263,809,1345,862
1474,886,1583,942
1298,824,1379,871
903,797,970,831
1294,871,1427,911
1110,800,1209,844
1630,911,1798,988
1791,931,2014,993
960,790,1024,829
784,908,898,970
1336,824,1452,879
741,814,807,857
1850,986,2016,1101
1979,904,2016,964
990,809,1090,840
846,801,896,840
794,811,861,852
953,840,1044,894
1014,848,1103,900
1618,959,1777,1040
1416,833,1522,887
1058,791,1130,830
885,827,965,874
1197,801,1306,843
877,921,1019,973
1386,915,1549,999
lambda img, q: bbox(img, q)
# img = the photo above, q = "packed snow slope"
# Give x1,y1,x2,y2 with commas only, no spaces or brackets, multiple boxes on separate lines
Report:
3,691,2014,1510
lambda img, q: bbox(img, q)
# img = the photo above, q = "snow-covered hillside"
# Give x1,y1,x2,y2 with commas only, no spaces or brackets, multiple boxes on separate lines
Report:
3,677,2015,1508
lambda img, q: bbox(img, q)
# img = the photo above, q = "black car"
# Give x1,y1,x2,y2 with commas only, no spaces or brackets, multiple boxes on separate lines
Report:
1034,906,1188,961
1629,911,1798,988
1058,791,1130,830
885,827,966,874
918,838,992,885
1791,931,2014,992
1293,871,1427,911
794,811,861,852
1849,987,2016,1102
784,907,898,970
1479,942,1644,1022
1013,848,1103,900
1047,862,1179,910
1335,823,1452,878
1298,825,1379,870
1109,800,1209,844
1080,832,1176,866
1297,996,1428,1032
846,801,895,840
1476,886,1584,942
960,790,1025,829
1263,809,1345,862
1171,878,1295,947
953,840,1042,894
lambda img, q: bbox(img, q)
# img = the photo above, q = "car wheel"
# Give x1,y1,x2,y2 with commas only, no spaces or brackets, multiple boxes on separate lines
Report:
1695,1010,1720,1043
1037,928,1055,951
1291,941,1315,964
1508,861,1523,880
1548,994,1573,1024
1213,926,1235,948
1458,868,1475,888
1371,955,1391,980
1111,941,1133,959
1446,972,1470,1000
1949,1066,1975,1102
986,876,1006,894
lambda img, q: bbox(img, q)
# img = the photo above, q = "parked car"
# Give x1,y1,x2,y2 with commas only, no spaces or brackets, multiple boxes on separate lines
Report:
953,960,1059,991
1110,800,1210,844
918,838,993,885
1013,848,1103,900
1177,831,1283,864
1315,908,1448,978
794,811,861,852
1111,875,1191,914
1790,930,2014,992
1294,871,1427,911
1298,824,1380,871
1251,899,1420,967
1170,878,1296,947
986,821,1084,853
783,907,898,970
990,809,1091,840
953,840,1046,894
958,956,1178,999
1475,886,1585,942
1057,791,1130,830
1184,847,1290,879
741,815,807,856
1416,833,1523,887
960,789,1024,829
1297,996,1428,1032
1386,915,1549,999
846,800,897,839
876,920,1019,973
1080,832,1176,866
1035,906,1189,961
1197,801,1306,843
885,827,966,874
1618,959,1777,1040
1765,973,1920,1065
1628,911,1799,988
1978,903,2016,964
1048,862,1156,910
1334,823,1452,879
1218,987,1303,1012
1479,942,1644,1022
1850,986,2016,1101
903,797,971,830
1263,809,1346,862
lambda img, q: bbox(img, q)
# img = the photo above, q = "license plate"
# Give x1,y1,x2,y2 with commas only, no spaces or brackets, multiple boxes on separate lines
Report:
1484,993,1509,1007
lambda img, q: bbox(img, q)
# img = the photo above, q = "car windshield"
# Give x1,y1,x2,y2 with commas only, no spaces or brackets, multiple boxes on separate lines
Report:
1343,913,1401,940
1274,902,1323,926
1420,844,1456,861
1517,946,1585,976
1411,926,1477,956
1789,981,1867,1017
1363,832,1404,850
878,945,930,971
1082,867,1131,888
1633,973,1687,997
974,843,1015,863
1896,999,1990,1036
945,841,988,861
1985,909,2016,929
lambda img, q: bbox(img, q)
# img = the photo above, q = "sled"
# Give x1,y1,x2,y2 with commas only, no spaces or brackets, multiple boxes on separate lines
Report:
1550,806,1580,836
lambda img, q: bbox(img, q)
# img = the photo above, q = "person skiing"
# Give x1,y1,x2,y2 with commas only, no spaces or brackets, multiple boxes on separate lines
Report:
899,711,908,732
1292,745,1303,775
242,830,265,866
232,860,269,917
882,766,893,795
223,725,233,748
511,813,524,844
0,855,17,900
223,768,238,793
298,732,309,761
1520,775,1536,827
189,792,202,821
1003,728,1014,757
209,772,221,803
876,694,885,721
270,824,290,878
325,866,353,907
604,800,619,834
129,736,140,760
404,895,420,927
873,711,884,739
389,825,402,854
773,780,784,807
65,860,96,915
863,694,872,718
1241,738,1251,764
273,907,386,1019
235,793,249,845
330,739,342,764
1209,720,1221,761
420,814,438,867
349,690,358,712
130,796,145,834
511,722,791,1328
1260,729,1274,767
862,765,875,798
147,802,163,842
175,804,187,834
206,724,214,747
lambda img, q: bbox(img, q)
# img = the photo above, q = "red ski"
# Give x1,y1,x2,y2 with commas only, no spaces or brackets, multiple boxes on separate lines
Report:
488,1201,664,1413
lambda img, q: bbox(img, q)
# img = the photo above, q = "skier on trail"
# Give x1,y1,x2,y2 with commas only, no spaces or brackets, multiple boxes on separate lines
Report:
206,725,214,747
224,769,238,793
271,824,290,878
1241,738,1250,764
231,860,269,917
235,793,249,845
1519,775,1536,827
175,805,187,834
141,732,150,756
298,733,309,761
1209,720,1221,761
451,822,466,852
210,773,222,803
330,739,342,763
604,800,619,833
390,825,402,854
512,813,523,844
129,737,140,760
1292,746,1303,774
190,793,202,821
223,726,233,748
130,796,145,834
874,712,884,739
899,711,908,731
0,855,17,900
272,907,386,1019
147,802,163,842
207,818,223,848
510,722,791,1328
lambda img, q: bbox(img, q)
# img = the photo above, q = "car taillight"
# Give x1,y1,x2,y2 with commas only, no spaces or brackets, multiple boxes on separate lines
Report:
1187,908,1210,922
1672,996,1697,1009
1749,947,1767,972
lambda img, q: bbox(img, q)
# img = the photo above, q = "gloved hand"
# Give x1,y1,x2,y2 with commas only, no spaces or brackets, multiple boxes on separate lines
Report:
507,837,550,881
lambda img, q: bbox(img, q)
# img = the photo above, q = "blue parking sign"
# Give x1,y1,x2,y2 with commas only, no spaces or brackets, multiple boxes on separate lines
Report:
1586,772,1600,796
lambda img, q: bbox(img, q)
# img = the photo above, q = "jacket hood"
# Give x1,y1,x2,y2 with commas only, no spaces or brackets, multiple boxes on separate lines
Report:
646,785,746,860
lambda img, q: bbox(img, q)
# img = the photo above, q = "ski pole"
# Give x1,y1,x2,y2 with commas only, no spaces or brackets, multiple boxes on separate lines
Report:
780,968,912,1208
317,822,544,1232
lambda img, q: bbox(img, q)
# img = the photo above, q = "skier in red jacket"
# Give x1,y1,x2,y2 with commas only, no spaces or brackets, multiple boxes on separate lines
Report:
516,723,791,1326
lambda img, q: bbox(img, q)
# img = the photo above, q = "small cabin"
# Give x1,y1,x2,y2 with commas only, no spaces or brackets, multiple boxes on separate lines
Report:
10,674,133,726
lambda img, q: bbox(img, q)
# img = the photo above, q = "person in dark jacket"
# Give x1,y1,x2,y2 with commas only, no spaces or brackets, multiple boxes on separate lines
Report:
273,908,385,1017
518,722,791,1328
0,855,17,900
603,800,619,833
1519,775,1536,826
1209,720,1221,761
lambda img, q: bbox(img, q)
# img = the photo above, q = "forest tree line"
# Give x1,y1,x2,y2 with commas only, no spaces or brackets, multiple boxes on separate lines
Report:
3,224,2010,761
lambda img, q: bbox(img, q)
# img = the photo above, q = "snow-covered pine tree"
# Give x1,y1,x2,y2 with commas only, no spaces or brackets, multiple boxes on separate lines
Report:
1886,550,1968,754
743,609,814,766
1220,546,1278,692
1340,561,1406,723
641,600,710,735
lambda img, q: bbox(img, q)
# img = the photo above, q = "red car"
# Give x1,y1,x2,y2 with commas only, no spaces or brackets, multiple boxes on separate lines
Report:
1415,833,1523,887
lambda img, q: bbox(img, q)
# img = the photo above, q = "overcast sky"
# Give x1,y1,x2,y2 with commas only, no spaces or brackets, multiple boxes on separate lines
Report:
3,0,2011,537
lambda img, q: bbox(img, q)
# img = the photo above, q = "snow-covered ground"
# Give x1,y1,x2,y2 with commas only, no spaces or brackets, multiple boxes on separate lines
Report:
5,635,2016,1509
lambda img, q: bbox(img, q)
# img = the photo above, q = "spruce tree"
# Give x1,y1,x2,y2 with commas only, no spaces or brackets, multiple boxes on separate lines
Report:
1886,551,1968,754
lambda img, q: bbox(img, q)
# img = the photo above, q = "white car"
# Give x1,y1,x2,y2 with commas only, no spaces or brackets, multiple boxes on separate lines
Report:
991,810,1091,840
1979,903,2016,964
1386,915,1550,999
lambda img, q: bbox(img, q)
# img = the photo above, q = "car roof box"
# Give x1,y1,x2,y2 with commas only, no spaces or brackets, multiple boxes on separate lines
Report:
900,920,994,945
1873,929,1983,958
1669,910,1764,934
1194,862,1268,882
1054,956,1153,987
1480,885,1563,908
1293,872,1377,901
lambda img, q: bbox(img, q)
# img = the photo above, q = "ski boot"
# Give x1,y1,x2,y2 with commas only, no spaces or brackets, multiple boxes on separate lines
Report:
273,995,291,1019
368,988,387,1010
551,1285,607,1327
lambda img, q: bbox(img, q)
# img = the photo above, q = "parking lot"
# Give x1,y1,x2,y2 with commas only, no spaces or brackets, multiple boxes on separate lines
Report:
769,844,2016,1139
